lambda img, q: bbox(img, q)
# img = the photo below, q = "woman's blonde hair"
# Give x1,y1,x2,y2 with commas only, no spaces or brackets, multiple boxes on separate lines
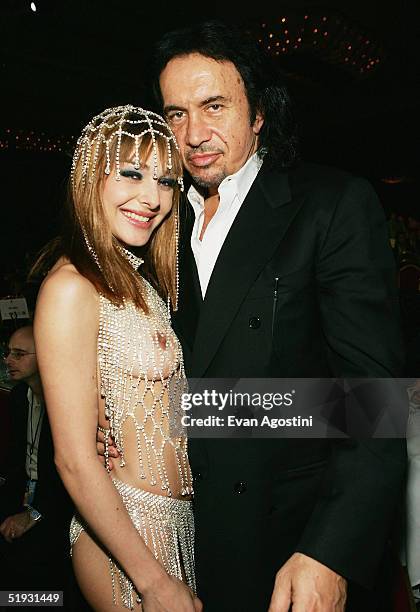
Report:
32,106,184,313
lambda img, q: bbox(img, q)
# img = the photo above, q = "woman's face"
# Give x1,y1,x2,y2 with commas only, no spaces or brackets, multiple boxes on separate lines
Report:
102,147,176,247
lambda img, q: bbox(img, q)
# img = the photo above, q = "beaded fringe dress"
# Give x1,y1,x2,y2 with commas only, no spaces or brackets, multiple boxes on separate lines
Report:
69,269,195,609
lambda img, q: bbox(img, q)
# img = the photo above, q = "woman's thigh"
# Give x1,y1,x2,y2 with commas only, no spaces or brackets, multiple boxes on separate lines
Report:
72,530,142,612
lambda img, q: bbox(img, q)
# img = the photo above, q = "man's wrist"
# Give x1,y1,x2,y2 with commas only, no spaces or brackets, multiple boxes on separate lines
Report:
25,505,42,523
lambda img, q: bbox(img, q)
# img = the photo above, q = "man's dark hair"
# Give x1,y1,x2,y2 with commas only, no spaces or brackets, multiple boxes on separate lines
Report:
151,19,299,169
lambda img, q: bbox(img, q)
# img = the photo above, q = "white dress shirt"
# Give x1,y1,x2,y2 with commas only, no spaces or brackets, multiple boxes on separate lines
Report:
188,153,263,297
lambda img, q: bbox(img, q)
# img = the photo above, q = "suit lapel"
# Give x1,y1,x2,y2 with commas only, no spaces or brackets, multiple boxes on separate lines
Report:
175,203,202,353
191,166,300,377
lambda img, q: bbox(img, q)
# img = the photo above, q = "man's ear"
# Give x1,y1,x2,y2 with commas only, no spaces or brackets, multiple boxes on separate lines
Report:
252,109,264,135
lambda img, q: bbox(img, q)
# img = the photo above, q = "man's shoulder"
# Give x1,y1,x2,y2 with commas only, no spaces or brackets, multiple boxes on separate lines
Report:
8,383,30,430
287,161,360,195
276,161,380,218
256,160,377,217
10,382,29,403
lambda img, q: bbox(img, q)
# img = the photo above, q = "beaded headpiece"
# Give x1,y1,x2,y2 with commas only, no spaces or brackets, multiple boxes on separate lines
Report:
71,104,184,190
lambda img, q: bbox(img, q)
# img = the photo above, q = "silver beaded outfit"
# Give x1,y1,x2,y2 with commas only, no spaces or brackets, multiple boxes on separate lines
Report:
69,254,195,609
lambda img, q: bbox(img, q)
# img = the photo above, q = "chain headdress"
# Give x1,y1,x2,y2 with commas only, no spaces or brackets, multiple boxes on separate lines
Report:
72,105,182,315
71,104,184,191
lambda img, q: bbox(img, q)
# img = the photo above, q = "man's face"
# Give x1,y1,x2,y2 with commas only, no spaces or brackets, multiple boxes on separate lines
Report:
160,53,264,194
4,328,38,384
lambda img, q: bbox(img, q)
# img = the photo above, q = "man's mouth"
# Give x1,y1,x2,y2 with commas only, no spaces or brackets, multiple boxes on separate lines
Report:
187,153,221,167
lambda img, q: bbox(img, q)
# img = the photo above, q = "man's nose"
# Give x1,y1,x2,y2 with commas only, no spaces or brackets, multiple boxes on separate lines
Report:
185,113,212,147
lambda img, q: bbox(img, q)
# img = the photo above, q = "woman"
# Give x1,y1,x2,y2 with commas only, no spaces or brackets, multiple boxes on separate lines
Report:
33,106,201,611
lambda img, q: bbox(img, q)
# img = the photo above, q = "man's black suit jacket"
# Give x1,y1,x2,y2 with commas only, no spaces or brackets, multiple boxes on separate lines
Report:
174,162,407,611
0,382,73,589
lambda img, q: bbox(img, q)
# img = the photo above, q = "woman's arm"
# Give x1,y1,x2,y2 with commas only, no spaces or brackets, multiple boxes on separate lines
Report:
34,267,200,611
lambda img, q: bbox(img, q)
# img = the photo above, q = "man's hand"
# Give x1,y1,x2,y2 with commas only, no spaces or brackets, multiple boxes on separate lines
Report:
268,552,347,612
0,511,37,543
411,379,420,405
141,573,203,612
96,429,119,470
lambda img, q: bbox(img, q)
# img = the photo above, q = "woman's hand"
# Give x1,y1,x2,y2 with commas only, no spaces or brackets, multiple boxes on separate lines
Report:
141,573,203,612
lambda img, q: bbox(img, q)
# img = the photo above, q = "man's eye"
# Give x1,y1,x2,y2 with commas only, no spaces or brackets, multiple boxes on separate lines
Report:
158,177,177,189
167,111,184,123
209,104,222,111
120,170,143,180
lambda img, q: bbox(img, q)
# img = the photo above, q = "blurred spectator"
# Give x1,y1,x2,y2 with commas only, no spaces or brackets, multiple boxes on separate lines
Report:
0,326,73,592
388,212,399,249
407,217,420,256
388,213,420,265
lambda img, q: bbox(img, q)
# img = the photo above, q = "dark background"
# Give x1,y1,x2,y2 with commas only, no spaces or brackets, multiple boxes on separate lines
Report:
1,0,419,289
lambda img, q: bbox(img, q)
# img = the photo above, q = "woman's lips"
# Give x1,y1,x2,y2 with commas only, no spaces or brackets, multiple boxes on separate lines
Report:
121,209,155,228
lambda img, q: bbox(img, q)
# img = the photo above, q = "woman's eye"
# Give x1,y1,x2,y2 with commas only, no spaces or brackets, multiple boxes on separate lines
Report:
120,170,143,180
158,177,177,189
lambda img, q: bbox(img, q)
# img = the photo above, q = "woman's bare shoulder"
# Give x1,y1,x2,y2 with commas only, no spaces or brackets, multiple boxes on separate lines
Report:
38,257,98,308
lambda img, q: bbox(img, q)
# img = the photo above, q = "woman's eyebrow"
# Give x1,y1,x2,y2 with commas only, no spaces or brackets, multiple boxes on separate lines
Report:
122,158,149,169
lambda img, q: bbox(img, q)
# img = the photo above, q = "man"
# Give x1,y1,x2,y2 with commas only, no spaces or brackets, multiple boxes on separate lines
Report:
0,326,73,592
101,20,406,611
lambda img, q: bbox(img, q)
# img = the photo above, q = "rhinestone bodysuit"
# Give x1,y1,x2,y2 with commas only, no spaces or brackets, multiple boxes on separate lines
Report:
69,257,195,608
98,277,192,498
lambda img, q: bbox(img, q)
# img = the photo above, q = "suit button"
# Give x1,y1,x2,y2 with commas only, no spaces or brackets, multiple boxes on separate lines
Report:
194,472,203,482
249,317,261,329
234,481,247,494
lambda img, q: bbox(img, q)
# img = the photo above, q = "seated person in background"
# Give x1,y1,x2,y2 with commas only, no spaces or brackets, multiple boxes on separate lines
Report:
0,325,74,592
